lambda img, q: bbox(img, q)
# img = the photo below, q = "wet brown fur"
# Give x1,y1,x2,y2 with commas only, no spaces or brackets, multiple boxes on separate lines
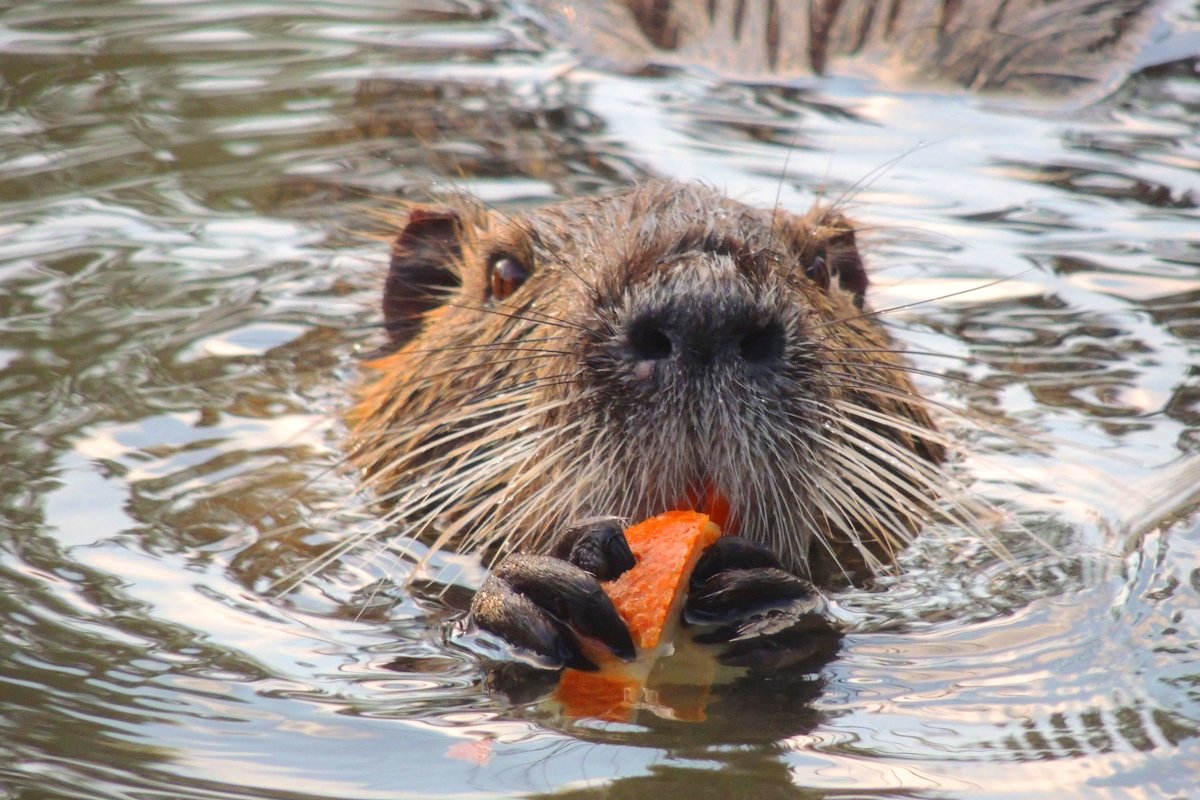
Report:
534,0,1157,96
349,181,954,585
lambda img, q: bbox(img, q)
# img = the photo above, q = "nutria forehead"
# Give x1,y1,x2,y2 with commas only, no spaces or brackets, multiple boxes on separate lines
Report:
511,181,802,269
476,181,855,317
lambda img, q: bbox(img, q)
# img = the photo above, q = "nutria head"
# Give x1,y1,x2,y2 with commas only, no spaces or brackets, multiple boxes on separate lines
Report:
350,180,946,584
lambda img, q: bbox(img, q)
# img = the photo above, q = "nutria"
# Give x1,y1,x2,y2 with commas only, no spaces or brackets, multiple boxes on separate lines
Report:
347,180,956,665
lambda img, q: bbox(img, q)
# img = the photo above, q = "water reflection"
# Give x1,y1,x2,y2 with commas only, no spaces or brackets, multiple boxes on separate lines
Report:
1,0,1198,797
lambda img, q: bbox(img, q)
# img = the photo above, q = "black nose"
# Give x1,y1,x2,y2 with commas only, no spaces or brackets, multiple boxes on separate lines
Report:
626,295,786,372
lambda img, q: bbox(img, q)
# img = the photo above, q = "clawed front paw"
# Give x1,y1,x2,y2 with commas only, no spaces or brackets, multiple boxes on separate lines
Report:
468,518,636,671
685,537,840,668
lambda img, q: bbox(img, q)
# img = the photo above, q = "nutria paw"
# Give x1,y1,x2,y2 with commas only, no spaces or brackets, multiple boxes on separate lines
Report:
685,537,839,666
550,517,636,581
469,520,636,671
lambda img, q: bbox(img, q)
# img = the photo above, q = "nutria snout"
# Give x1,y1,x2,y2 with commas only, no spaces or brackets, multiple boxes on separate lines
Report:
596,255,793,385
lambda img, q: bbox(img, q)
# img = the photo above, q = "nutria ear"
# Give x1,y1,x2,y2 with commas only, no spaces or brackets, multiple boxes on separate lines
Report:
383,208,464,346
794,210,869,310
820,219,868,310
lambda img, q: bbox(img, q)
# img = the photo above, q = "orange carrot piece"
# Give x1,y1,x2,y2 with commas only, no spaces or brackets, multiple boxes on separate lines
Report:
554,510,723,721
604,510,722,650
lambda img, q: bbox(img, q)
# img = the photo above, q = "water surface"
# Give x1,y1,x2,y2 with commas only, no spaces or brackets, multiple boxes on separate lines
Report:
2,1,1199,798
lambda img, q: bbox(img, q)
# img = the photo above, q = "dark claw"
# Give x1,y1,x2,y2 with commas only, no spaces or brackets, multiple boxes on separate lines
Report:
686,567,821,625
552,517,635,581
688,536,816,627
469,553,635,670
493,555,636,659
690,536,786,589
471,572,596,670
684,536,838,662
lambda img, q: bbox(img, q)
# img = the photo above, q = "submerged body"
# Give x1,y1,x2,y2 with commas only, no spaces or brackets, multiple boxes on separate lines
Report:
350,180,948,585
529,0,1158,97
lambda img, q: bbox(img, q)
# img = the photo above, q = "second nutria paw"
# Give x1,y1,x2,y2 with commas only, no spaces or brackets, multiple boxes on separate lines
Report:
686,537,840,668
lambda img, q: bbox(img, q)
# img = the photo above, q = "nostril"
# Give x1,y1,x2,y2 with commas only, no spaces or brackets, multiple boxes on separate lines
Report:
739,321,786,364
629,322,673,361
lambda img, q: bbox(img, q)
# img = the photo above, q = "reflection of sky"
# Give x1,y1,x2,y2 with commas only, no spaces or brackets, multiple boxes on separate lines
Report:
187,321,305,358
46,411,331,551
42,450,140,548
74,411,331,482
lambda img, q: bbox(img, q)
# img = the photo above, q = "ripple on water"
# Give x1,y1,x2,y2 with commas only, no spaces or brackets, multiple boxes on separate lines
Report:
1,0,1199,798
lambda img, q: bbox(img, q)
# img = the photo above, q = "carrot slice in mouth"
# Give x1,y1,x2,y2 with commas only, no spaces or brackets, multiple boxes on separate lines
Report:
554,510,723,722
605,510,723,650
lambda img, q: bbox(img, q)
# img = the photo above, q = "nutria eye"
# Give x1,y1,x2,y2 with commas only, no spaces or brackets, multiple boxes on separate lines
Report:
805,253,830,291
488,254,530,301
